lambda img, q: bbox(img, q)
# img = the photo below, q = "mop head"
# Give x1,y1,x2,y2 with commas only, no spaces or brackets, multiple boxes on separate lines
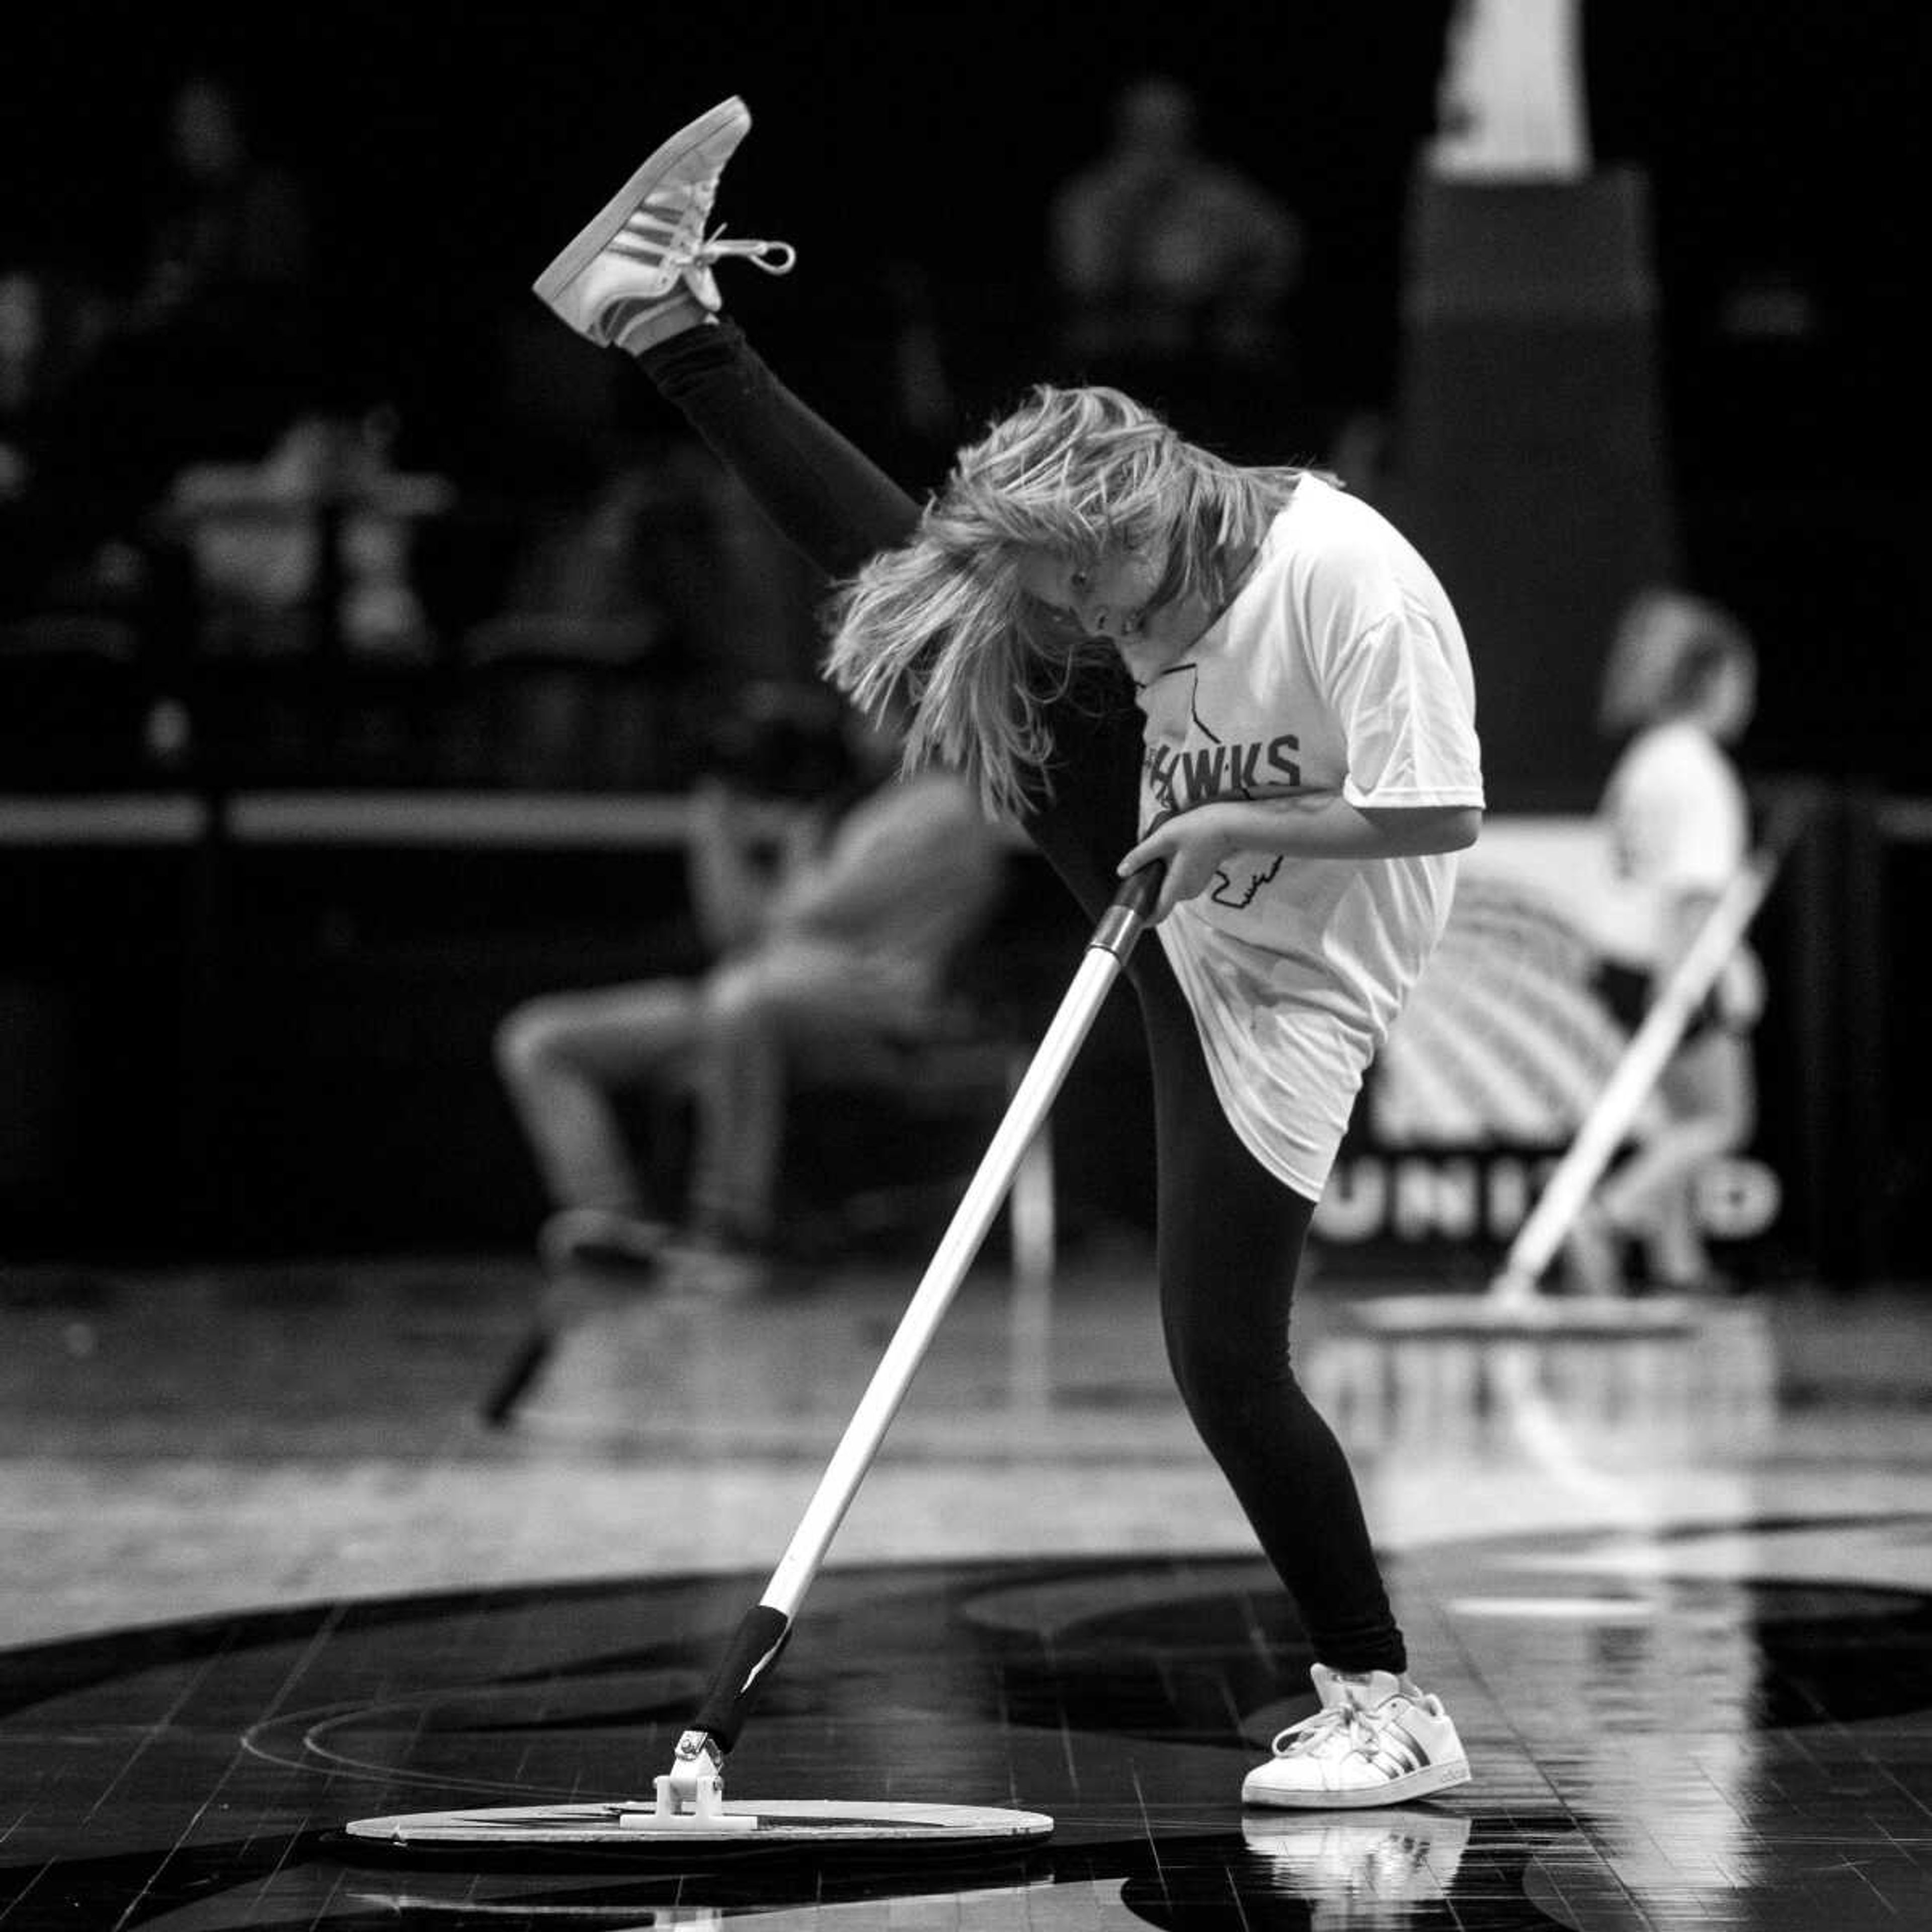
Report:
345,1799,1055,1851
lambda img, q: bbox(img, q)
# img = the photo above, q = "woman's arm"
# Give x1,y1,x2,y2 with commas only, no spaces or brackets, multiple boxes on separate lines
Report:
685,779,805,953
1119,792,1482,922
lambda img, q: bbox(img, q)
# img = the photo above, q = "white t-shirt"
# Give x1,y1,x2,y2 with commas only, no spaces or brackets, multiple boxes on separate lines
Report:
1137,475,1485,1199
1599,718,1752,967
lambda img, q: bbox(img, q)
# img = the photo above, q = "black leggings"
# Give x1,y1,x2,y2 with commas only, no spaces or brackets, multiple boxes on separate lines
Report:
641,322,1404,1673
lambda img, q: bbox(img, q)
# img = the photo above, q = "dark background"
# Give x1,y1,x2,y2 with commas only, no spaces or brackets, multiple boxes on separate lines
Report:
1,2,1925,1270
4,0,1925,784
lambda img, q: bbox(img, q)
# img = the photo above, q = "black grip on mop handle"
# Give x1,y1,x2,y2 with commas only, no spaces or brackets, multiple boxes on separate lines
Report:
1091,859,1167,958
688,1602,794,1753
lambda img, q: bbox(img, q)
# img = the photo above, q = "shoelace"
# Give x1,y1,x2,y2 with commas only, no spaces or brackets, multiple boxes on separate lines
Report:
694,225,796,277
650,180,791,274
1271,1701,1380,1758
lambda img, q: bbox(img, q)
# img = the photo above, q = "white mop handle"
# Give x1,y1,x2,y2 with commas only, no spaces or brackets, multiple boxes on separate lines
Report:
1492,849,1777,1295
760,934,1137,1619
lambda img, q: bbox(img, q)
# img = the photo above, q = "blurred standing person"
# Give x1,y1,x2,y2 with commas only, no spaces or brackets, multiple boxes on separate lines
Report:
1566,590,1763,1295
34,69,318,572
129,69,318,470
136,71,313,338
1048,76,1303,461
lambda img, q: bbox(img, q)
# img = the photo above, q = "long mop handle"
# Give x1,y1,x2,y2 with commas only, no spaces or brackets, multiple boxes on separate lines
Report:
676,865,1165,1764
1489,849,1778,1300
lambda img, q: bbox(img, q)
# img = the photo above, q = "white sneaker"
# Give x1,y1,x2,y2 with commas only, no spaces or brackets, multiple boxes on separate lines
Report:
1242,1665,1471,1809
533,95,795,354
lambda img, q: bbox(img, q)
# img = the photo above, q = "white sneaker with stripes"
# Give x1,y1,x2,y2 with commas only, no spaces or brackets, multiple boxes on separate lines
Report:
533,96,795,355
1242,1665,1471,1809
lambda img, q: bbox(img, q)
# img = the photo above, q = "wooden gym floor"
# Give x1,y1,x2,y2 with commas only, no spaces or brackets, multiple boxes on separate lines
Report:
1,1244,1927,1928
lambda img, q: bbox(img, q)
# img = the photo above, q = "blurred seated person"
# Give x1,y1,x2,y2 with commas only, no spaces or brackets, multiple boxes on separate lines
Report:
495,683,1007,1293
1048,75,1303,459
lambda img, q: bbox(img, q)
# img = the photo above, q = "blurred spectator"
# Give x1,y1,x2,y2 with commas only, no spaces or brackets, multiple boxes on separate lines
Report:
11,70,320,615
447,457,677,791
0,267,112,500
0,271,43,502
121,68,318,481
494,461,672,649
0,265,118,614
165,409,447,662
876,258,960,478
1565,589,1763,1296
1048,76,1303,459
446,442,827,791
135,71,312,336
495,686,1006,1294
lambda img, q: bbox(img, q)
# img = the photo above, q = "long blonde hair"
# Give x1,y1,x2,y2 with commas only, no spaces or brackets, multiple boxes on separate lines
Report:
823,385,1307,818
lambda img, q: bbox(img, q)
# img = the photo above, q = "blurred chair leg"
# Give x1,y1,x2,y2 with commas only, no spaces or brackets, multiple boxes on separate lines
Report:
1008,1123,1056,1300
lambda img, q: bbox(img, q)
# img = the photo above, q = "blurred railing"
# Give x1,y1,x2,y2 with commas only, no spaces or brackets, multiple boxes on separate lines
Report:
0,774,1921,1283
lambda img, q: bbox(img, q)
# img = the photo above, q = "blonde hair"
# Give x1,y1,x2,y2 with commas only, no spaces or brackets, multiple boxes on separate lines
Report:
1598,587,1757,736
823,385,1307,818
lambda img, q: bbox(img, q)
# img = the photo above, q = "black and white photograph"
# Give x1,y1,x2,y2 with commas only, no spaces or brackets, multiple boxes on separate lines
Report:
1,3,1926,1925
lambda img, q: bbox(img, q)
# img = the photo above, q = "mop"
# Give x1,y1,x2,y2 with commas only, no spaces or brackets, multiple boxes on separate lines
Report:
348,864,1166,1852
1317,846,1787,1479
1352,841,1782,1339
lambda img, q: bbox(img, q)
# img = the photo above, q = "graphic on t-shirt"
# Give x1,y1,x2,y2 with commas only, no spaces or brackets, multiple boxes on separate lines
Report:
1143,664,1302,911
1210,854,1284,909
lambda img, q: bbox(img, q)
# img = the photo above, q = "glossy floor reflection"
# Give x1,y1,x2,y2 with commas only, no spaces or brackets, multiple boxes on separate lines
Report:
1,1249,1928,1929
